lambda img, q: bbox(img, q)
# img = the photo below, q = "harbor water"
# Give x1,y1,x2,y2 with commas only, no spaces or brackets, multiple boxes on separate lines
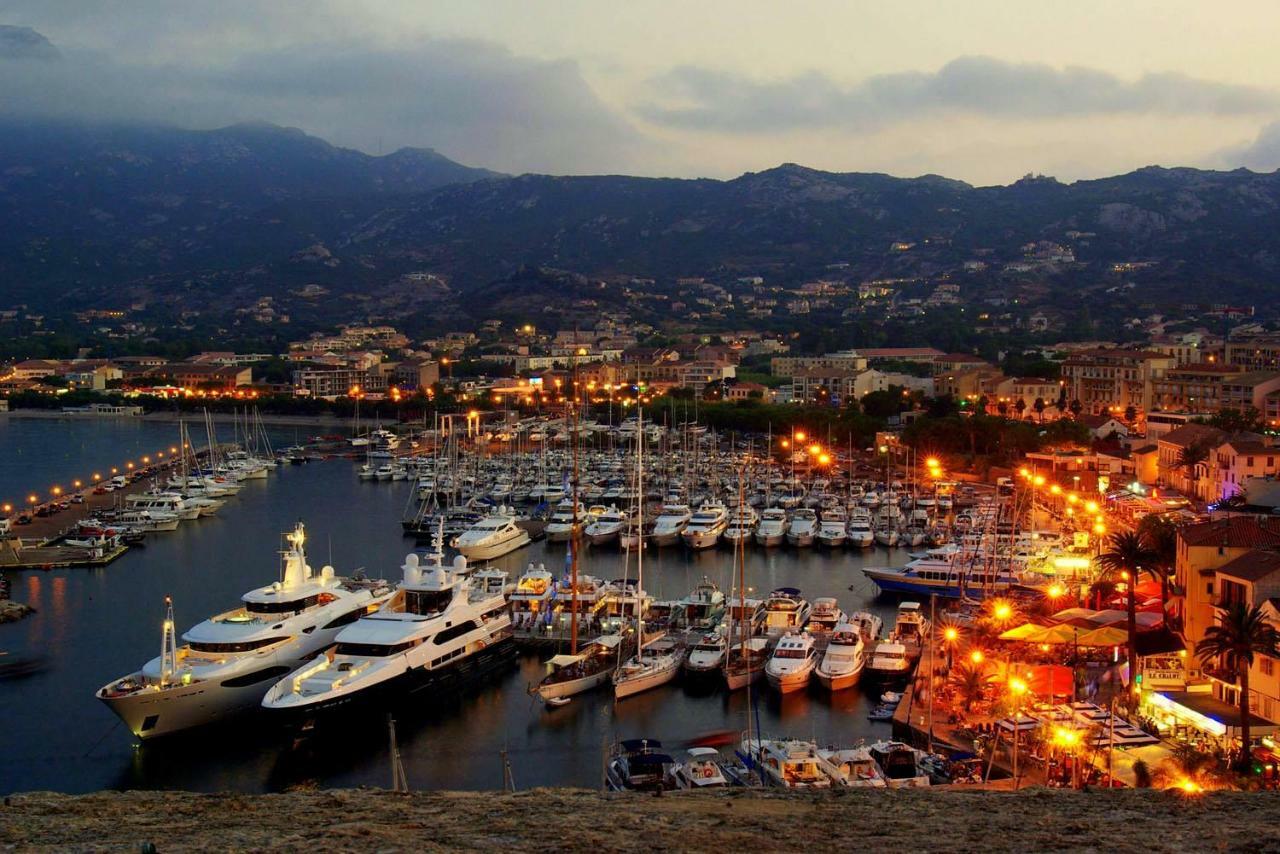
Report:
0,417,913,794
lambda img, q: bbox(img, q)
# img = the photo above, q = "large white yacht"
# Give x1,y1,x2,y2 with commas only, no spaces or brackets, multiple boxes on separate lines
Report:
451,507,530,561
583,506,626,545
765,631,818,693
814,622,866,691
124,491,201,521
722,505,759,549
785,508,818,548
650,503,692,547
816,509,848,548
543,500,587,543
755,507,787,548
96,524,394,739
846,509,876,548
261,545,514,725
761,587,812,638
681,502,728,550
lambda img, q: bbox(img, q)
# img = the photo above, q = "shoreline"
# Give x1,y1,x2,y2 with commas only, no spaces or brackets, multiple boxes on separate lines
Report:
0,788,1268,852
1,409,388,429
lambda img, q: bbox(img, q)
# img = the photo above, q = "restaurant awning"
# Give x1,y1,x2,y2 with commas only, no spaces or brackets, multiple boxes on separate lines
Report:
1025,624,1081,645
1077,626,1129,647
999,623,1045,641
1148,691,1279,738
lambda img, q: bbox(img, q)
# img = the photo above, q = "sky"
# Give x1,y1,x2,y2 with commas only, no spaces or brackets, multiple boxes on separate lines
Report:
3,0,1280,183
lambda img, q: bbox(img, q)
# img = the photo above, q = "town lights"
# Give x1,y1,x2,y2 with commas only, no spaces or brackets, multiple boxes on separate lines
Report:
925,457,939,468
780,439,790,449
1047,583,1066,599
878,445,888,454
1033,475,1046,487
92,474,101,481
1085,500,1099,514
1049,484,1061,495
795,431,806,442
27,495,38,505
969,649,985,664
943,627,958,642
818,453,831,466
808,444,822,456
1009,677,1028,697
51,486,62,497
1093,522,1107,536
111,467,118,475
126,462,134,470
73,480,81,489
1,504,9,514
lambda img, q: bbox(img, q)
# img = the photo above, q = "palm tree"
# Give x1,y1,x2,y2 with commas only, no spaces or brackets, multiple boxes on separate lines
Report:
1014,398,1027,420
1033,398,1046,422
950,660,994,712
1069,399,1084,418
1095,531,1160,690
1176,441,1211,500
1196,603,1280,771
1135,514,1177,617
996,400,1009,417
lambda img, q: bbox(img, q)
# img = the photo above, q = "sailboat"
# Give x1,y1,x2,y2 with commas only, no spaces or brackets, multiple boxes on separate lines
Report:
614,409,684,699
724,468,767,691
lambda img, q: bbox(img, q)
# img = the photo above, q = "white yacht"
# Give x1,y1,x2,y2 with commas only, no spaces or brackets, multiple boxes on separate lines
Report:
682,630,727,678
104,509,181,532
765,631,818,693
124,491,201,522
451,507,530,561
681,502,729,550
96,524,394,739
755,508,787,548
818,746,887,787
544,500,587,543
743,737,843,788
814,622,866,691
676,579,726,630
261,547,514,725
785,508,818,548
721,505,759,549
847,510,876,548
866,641,911,681
761,587,812,638
509,563,556,630
650,503,692,547
583,506,626,545
805,597,845,635
816,509,848,548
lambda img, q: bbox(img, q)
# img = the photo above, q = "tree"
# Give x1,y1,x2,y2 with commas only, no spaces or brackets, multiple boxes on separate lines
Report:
1095,531,1160,690
975,394,989,415
1176,441,1212,500
1135,514,1178,617
1069,399,1084,418
1033,397,1046,422
996,400,1009,417
1196,603,1280,771
1124,405,1138,424
1206,406,1265,434
950,660,994,712
1014,398,1027,419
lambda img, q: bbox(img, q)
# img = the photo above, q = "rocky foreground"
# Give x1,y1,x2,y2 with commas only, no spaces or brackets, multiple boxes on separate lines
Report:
3,788,1278,852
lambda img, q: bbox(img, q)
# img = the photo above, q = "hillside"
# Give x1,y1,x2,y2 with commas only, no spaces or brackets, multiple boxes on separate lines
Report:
2,788,1273,853
3,119,1280,321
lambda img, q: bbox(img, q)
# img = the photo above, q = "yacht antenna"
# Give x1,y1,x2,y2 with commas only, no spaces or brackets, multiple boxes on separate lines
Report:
160,596,178,686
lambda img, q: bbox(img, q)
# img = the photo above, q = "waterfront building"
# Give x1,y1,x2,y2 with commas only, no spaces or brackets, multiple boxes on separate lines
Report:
1060,349,1177,415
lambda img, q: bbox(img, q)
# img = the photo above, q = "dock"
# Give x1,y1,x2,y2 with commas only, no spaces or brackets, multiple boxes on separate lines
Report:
0,538,130,570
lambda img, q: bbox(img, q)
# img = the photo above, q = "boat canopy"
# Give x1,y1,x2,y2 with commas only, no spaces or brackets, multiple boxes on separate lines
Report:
546,653,586,667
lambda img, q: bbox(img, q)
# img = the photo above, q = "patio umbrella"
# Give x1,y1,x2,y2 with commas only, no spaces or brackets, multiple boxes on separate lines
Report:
1076,626,1129,646
999,623,1045,641
1051,608,1099,622
1089,609,1128,626
1025,624,1080,645
1133,611,1164,629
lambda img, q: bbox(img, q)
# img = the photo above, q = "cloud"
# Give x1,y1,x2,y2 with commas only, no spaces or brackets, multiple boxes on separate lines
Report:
1215,121,1280,171
639,56,1280,133
0,27,643,175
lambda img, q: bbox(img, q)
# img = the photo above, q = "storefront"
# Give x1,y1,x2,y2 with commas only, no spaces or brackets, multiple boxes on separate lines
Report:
1145,688,1277,751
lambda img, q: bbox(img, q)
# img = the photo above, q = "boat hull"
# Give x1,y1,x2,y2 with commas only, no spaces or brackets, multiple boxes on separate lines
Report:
97,669,293,740
815,665,862,691
536,666,614,701
264,636,518,730
456,531,531,561
614,660,681,699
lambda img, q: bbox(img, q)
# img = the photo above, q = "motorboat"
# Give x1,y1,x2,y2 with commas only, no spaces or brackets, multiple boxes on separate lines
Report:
754,507,787,548
102,509,180,532
450,507,530,561
888,601,929,660
846,611,884,646
761,587,811,638
97,524,394,739
683,630,727,678
805,597,845,635
534,634,623,703
676,579,725,631
846,510,875,548
816,509,848,548
650,503,692,547
742,737,843,788
606,739,682,791
785,508,817,548
260,545,515,726
866,641,911,681
583,505,626,545
869,740,933,787
509,563,556,631
674,747,734,788
720,505,756,546
544,500,587,543
681,502,729,550
124,491,201,522
818,746,888,787
814,622,866,691
764,631,818,693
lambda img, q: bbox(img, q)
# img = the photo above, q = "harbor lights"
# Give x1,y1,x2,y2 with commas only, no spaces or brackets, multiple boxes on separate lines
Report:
817,453,832,466
110,467,119,475
126,462,135,470
142,456,151,464
92,474,101,482
51,486,62,498
941,624,960,668
1008,677,1030,790
808,443,822,457
27,495,38,505
969,649,985,665
170,446,178,454
72,480,82,490
2,504,11,515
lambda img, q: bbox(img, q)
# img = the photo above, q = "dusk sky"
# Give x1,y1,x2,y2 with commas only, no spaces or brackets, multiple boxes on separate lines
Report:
4,0,1280,182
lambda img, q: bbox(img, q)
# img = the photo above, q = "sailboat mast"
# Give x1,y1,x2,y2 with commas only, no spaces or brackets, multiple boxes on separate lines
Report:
635,407,644,656
569,368,581,655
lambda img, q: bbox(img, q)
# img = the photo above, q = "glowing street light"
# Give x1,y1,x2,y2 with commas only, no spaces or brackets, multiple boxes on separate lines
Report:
51,486,62,497
969,649,985,665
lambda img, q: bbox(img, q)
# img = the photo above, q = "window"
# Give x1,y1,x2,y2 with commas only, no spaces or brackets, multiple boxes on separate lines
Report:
220,665,292,688
246,595,320,615
433,620,479,645
188,636,288,654
406,589,452,616
1262,658,1275,677
335,640,416,657
322,608,368,630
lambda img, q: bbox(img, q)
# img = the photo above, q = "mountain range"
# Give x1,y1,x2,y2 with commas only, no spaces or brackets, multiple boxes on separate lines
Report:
3,119,1280,320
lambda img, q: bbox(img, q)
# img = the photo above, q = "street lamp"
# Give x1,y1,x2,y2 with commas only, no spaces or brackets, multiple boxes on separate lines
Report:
1009,677,1029,790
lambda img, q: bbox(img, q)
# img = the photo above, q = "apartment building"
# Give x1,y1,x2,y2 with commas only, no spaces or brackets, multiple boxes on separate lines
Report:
1060,349,1177,414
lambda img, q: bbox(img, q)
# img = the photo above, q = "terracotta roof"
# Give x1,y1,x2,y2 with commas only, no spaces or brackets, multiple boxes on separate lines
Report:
1062,349,1173,361
1216,549,1280,583
1132,444,1158,454
1179,517,1280,549
1159,423,1225,449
